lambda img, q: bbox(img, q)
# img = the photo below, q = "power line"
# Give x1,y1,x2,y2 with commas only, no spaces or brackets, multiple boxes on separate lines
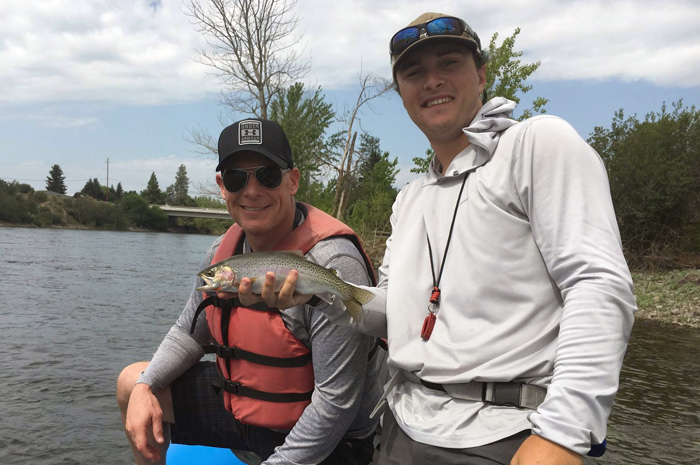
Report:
0,176,91,183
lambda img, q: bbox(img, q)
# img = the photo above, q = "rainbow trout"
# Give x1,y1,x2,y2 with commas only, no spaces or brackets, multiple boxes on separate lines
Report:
196,250,374,322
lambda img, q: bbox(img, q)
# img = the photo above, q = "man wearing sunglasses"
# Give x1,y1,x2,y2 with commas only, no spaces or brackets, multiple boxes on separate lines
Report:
248,12,636,465
117,118,382,465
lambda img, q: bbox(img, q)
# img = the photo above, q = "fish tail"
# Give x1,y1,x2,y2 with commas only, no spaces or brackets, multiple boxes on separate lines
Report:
350,285,375,305
342,297,364,323
340,285,376,322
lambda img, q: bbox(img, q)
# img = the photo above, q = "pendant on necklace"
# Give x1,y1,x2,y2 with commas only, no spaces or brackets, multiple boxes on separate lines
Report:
421,312,436,341
421,287,441,341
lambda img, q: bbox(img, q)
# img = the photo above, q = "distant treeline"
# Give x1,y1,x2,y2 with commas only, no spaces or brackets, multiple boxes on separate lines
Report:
4,99,700,270
0,179,231,235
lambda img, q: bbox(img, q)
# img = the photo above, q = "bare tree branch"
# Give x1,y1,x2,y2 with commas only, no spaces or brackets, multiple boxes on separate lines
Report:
185,0,310,119
331,73,392,217
185,124,219,157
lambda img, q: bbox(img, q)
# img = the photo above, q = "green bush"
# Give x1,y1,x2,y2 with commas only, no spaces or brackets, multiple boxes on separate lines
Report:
118,193,168,230
35,206,63,226
0,194,31,223
589,100,700,264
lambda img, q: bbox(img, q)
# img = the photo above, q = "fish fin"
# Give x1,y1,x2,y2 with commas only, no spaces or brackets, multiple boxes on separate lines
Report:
350,285,376,305
329,267,338,276
280,250,305,257
342,297,364,323
315,293,334,305
340,286,376,322
249,276,258,283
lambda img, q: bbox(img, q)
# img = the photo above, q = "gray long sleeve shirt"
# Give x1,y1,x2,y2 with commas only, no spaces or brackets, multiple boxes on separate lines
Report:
138,231,382,464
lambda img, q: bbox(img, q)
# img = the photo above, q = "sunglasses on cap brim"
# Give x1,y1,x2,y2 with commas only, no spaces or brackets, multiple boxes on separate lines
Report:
390,16,480,57
221,166,290,193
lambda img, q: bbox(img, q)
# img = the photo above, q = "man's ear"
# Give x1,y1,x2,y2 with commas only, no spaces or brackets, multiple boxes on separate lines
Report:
215,173,226,199
478,64,487,93
289,168,300,196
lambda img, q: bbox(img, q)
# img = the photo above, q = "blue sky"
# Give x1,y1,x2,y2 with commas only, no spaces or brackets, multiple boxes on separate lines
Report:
1,0,699,195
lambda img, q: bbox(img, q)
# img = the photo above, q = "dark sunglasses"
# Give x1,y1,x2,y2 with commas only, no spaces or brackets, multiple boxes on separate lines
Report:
222,166,290,193
390,17,480,57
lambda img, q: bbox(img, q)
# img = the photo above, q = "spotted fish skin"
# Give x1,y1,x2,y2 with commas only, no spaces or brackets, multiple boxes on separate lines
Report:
197,250,374,322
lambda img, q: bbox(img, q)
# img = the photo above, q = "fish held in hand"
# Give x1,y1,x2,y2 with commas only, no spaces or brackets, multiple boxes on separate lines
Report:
196,250,374,322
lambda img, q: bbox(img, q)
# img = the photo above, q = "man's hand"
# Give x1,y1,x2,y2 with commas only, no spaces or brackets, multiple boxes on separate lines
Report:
234,270,312,309
511,435,583,465
125,383,166,462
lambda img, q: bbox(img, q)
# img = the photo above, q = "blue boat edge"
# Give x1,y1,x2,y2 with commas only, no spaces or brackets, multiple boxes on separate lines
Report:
166,443,246,464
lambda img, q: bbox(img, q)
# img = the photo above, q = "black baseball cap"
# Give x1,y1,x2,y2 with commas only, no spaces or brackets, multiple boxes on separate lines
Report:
216,118,294,171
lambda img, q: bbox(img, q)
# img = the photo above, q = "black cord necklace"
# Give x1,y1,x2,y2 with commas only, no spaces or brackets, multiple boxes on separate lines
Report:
421,171,470,341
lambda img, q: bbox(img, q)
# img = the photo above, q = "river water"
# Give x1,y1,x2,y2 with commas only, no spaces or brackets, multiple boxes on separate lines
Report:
0,227,698,464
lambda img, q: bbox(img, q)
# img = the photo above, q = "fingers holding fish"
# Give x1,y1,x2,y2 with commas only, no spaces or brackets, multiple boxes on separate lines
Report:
237,274,263,307
259,271,279,307
236,270,312,309
197,251,373,321
240,271,278,307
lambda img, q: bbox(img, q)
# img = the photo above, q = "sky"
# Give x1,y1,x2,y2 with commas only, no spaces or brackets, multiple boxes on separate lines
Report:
1,0,700,196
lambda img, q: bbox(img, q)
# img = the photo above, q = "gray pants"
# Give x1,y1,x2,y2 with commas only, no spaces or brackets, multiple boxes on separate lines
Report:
378,410,530,465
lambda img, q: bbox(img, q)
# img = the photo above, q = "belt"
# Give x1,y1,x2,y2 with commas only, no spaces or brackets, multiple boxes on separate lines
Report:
370,370,547,419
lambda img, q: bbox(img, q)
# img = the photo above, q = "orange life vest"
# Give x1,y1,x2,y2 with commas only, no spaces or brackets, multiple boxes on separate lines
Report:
202,203,376,429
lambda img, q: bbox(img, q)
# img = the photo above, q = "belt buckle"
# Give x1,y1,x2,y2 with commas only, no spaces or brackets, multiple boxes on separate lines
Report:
486,382,522,408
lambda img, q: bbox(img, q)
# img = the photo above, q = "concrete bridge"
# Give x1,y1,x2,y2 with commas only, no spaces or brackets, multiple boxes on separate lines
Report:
156,205,230,220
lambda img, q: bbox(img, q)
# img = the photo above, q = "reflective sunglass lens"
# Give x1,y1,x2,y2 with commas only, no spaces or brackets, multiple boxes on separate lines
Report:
222,166,285,192
392,27,420,54
255,167,283,189
391,17,467,56
425,17,461,35
223,170,249,192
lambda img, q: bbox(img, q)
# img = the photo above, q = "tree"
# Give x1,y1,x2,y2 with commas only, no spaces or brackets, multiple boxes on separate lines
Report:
115,182,124,201
185,0,310,119
485,28,548,120
344,135,399,265
347,135,399,227
411,28,547,173
269,82,335,200
118,192,169,231
588,100,700,263
81,178,105,200
330,74,392,219
165,165,193,206
411,148,434,174
141,173,164,205
46,164,67,194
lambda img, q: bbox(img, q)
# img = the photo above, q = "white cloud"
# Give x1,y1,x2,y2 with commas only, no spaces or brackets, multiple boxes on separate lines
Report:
0,0,698,110
478,0,700,87
293,0,700,88
0,0,219,105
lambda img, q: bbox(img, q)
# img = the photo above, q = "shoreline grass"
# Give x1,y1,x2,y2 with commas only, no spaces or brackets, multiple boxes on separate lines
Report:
632,269,700,328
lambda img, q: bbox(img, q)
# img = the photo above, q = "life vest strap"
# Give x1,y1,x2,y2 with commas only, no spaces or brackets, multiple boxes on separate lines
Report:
191,295,279,335
214,378,313,403
203,342,312,367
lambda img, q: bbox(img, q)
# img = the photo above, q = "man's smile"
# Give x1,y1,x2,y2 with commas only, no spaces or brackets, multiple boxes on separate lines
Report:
424,96,454,108
242,205,266,212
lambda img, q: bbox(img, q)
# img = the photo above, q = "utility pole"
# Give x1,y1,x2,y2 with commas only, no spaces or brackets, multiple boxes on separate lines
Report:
106,157,109,201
